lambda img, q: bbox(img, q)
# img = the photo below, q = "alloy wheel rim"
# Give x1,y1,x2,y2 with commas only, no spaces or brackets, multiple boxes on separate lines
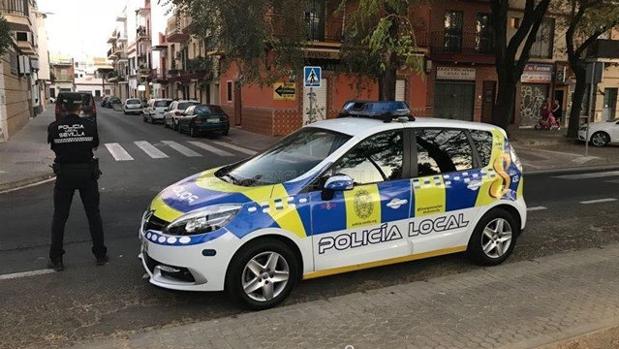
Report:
481,218,512,259
241,251,290,302
592,133,606,146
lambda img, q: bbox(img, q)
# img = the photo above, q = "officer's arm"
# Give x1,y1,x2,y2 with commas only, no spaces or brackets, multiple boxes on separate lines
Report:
47,123,55,150
92,125,100,150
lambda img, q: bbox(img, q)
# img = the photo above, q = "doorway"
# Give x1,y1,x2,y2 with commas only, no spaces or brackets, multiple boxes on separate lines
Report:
554,88,565,125
520,84,549,127
433,81,475,121
603,88,618,121
481,81,496,123
234,82,242,126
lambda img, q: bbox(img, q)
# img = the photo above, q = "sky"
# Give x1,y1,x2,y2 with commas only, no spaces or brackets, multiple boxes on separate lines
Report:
38,0,168,61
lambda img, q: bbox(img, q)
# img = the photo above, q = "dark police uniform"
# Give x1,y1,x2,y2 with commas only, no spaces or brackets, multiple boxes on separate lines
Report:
47,98,107,266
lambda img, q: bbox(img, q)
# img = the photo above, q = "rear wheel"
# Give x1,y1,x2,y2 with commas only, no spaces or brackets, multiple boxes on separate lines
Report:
226,238,299,310
467,208,519,265
591,131,610,147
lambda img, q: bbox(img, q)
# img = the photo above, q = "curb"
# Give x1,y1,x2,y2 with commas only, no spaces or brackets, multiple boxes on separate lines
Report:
535,322,619,349
526,164,619,176
0,173,56,194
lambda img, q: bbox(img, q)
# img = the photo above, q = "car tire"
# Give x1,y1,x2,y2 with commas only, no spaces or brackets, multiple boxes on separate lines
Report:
591,131,610,147
225,238,299,310
466,207,519,266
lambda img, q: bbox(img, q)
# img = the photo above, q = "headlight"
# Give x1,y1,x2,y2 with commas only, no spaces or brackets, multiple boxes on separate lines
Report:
165,204,241,236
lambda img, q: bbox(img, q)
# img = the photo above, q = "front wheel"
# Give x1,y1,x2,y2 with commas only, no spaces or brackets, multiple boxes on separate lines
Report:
591,131,610,147
226,238,299,310
466,208,519,266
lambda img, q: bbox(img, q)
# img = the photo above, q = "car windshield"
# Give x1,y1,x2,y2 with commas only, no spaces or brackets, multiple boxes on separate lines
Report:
127,99,141,105
178,102,197,110
154,100,172,108
216,127,351,186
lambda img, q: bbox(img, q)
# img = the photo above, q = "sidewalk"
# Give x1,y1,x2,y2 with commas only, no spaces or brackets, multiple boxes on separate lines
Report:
0,110,55,191
70,244,619,349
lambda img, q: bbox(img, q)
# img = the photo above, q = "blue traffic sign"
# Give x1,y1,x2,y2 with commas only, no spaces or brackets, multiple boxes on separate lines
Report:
303,66,321,87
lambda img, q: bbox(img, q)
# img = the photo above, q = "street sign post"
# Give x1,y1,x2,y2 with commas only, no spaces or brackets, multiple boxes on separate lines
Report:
585,62,603,156
303,66,321,125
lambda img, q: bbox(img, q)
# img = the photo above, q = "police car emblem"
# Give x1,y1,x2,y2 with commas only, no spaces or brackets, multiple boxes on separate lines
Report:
353,189,373,219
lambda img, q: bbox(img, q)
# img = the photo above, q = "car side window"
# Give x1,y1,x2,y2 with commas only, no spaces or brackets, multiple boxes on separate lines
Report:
469,130,493,167
331,130,404,185
416,128,473,176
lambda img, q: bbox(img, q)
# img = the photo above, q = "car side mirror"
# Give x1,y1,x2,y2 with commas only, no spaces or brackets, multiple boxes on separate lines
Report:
324,175,354,191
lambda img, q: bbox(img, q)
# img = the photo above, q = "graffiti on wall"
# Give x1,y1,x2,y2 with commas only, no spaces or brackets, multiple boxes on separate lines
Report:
520,84,548,127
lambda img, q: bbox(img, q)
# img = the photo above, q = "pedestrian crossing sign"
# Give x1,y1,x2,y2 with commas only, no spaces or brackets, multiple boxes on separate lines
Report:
303,66,321,87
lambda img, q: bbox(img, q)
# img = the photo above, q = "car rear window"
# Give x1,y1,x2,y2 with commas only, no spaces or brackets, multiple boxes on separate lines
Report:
416,128,474,176
127,99,141,105
178,102,197,110
207,105,225,114
470,130,493,167
154,100,172,108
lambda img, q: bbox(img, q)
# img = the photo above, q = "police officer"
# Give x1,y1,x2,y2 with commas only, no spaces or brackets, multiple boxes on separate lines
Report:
47,94,108,271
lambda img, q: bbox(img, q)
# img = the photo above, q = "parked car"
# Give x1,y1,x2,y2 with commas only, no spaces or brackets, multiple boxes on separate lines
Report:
143,98,173,124
123,98,143,115
105,96,122,109
178,104,230,137
100,96,109,107
55,92,97,123
163,100,199,130
139,100,527,310
49,97,56,104
578,118,619,147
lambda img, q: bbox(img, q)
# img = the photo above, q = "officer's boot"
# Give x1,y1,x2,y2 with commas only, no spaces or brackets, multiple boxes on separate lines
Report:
47,257,64,272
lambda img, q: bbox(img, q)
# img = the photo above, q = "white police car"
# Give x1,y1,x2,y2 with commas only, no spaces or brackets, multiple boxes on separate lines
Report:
139,101,526,309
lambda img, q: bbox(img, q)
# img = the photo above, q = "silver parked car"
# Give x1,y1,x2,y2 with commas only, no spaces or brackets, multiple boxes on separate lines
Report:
123,98,143,115
163,100,199,130
143,98,173,124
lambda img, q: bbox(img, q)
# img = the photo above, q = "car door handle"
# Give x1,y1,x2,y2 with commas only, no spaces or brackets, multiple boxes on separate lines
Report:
386,198,408,209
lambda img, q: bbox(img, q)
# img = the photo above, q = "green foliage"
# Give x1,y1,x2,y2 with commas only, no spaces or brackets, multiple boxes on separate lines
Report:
339,0,424,79
0,16,12,57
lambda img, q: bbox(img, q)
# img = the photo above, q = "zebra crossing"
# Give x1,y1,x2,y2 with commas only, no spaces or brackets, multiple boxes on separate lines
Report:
100,140,257,162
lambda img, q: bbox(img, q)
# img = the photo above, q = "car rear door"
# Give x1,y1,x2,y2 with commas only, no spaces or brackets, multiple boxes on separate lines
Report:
310,128,414,272
408,128,482,255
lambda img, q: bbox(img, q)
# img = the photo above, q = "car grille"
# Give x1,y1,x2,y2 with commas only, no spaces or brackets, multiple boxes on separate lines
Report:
143,214,169,232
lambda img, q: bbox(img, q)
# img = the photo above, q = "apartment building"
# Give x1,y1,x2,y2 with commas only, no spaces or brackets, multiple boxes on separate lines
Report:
74,57,113,98
49,56,74,97
586,28,619,122
0,0,44,142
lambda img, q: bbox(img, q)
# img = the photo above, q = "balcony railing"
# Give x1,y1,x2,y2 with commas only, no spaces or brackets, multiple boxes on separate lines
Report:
430,31,495,56
0,0,28,16
137,26,150,40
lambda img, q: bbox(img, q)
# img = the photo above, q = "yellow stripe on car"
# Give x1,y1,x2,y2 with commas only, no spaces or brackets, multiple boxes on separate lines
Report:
150,195,184,222
413,176,446,217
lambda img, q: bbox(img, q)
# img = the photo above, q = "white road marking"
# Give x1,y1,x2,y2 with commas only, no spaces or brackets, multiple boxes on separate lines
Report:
134,141,169,159
187,141,234,157
211,140,257,155
0,269,55,281
580,198,618,205
161,141,202,157
104,143,134,161
527,206,547,212
554,171,619,180
0,176,56,194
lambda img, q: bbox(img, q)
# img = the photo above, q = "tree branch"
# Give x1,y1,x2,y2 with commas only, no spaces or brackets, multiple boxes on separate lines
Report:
514,0,551,76
575,22,619,57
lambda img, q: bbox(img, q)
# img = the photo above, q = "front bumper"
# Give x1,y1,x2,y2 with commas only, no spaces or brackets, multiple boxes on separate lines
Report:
138,223,240,292
578,130,587,142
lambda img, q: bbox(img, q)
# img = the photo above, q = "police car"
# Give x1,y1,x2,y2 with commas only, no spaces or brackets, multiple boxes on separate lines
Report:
139,101,526,309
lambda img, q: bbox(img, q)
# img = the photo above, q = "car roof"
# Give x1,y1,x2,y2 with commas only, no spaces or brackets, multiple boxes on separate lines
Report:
309,117,505,138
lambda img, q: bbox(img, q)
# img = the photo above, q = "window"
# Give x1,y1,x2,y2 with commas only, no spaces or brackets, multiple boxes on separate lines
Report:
305,0,326,41
443,11,463,52
331,130,404,185
219,128,351,186
470,130,493,167
475,13,494,54
416,129,473,176
530,18,554,58
226,81,233,102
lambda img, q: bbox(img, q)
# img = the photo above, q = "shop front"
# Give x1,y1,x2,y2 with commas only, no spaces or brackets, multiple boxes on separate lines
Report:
518,63,553,127
433,66,476,121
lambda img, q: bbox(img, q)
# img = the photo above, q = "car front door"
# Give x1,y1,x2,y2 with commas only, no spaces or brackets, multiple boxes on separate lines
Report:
309,128,413,273
409,128,481,256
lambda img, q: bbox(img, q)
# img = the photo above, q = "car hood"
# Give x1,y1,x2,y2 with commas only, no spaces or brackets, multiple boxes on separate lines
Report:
149,168,309,224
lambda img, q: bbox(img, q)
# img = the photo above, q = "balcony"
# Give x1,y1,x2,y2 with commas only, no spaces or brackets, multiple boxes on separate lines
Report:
1,0,31,32
15,30,35,54
137,26,150,41
429,31,495,64
587,39,619,60
166,14,189,43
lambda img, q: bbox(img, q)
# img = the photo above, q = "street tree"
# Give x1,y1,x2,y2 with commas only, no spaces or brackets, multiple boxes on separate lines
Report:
559,0,619,138
490,0,551,131
338,0,423,100
0,16,11,57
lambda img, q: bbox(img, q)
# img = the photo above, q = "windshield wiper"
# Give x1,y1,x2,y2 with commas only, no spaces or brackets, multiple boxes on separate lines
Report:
221,173,240,185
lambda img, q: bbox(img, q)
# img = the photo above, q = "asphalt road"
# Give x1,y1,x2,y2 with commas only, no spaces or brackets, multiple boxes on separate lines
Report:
2,107,619,349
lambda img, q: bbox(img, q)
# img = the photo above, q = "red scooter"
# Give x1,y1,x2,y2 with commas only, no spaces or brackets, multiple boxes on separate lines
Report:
534,113,561,130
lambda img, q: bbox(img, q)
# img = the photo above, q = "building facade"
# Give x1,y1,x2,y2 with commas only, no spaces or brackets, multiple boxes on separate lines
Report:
0,0,44,142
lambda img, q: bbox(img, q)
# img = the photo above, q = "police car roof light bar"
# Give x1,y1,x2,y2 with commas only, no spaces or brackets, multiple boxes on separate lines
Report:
337,100,415,123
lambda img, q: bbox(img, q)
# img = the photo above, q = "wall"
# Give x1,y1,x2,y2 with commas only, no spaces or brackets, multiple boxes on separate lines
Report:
0,48,32,142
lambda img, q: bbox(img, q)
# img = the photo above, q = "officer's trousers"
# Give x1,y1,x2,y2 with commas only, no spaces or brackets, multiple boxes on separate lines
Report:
50,174,107,260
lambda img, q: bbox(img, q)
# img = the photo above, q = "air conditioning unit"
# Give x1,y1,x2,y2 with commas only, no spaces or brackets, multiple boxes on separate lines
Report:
18,55,31,75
